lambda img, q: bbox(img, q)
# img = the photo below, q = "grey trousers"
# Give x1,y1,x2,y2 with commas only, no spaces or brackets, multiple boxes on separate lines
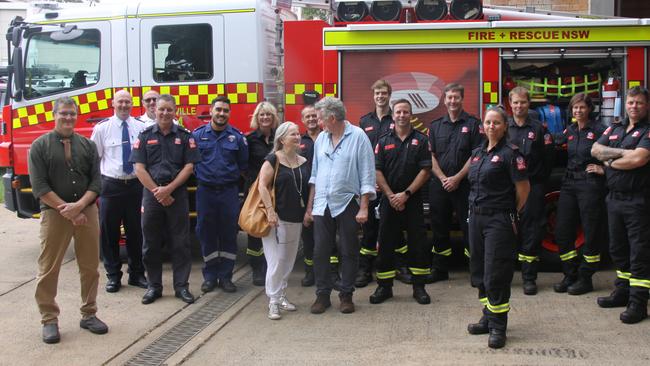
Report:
313,200,360,295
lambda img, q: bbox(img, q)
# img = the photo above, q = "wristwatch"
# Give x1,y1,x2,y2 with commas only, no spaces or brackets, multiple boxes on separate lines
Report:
404,189,412,197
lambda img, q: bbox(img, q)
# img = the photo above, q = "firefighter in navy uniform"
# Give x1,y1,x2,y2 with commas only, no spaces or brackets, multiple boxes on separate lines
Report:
370,99,432,304
507,87,554,295
592,86,650,324
428,83,483,282
193,96,248,294
552,93,608,295
131,94,200,305
467,106,530,349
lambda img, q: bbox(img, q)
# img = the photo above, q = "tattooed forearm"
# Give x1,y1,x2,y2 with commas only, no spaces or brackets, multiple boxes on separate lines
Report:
592,144,625,161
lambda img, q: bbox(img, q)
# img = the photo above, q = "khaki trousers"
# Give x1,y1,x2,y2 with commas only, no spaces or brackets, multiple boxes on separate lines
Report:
35,205,100,324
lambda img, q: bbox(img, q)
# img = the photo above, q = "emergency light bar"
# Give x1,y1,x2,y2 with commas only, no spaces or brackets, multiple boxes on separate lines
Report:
335,0,483,22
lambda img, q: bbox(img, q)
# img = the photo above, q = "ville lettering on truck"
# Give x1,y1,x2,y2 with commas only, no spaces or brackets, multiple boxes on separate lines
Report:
1,0,649,269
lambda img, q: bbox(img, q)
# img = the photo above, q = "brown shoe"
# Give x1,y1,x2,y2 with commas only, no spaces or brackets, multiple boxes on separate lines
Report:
310,294,331,314
339,292,355,314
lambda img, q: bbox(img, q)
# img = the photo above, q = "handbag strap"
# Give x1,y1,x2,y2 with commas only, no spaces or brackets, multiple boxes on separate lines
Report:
271,153,280,206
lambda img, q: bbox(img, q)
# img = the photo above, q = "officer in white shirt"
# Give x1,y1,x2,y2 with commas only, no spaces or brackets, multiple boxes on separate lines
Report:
91,89,147,293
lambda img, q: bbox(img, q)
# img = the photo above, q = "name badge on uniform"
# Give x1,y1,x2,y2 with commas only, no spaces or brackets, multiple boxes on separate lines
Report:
174,138,181,145
364,126,374,132
516,156,527,171
587,132,594,140
632,131,640,138
609,135,618,140
189,138,197,148
411,139,419,146
491,155,500,163
471,156,480,163
461,126,469,133
133,139,141,149
385,144,396,151
147,139,158,145
568,135,574,141
603,126,612,135
528,131,536,140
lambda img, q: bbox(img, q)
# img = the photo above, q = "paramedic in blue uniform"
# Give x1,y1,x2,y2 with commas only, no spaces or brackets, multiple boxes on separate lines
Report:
192,96,248,294
428,83,483,282
507,86,554,295
131,94,200,305
552,92,607,296
370,99,432,305
467,105,530,349
591,86,650,324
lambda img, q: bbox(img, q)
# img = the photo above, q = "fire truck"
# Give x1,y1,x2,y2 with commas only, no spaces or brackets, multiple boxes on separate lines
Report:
2,0,649,264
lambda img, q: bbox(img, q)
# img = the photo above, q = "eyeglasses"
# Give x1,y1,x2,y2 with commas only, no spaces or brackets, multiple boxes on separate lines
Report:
143,98,158,103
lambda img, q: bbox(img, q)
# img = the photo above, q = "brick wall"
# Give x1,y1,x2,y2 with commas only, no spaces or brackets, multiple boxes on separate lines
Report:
484,0,589,13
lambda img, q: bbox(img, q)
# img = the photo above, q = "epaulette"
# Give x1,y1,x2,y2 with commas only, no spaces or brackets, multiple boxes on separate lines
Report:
230,126,244,135
178,126,191,134
134,117,144,123
142,125,156,132
507,143,519,150
412,128,427,137
96,118,109,124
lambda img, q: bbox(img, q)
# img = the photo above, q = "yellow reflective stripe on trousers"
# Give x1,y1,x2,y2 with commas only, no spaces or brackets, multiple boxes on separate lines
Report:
377,270,397,280
394,245,408,254
304,258,314,266
246,248,264,256
583,254,601,263
409,267,431,276
432,247,452,256
464,248,471,258
360,248,378,256
329,256,339,264
487,301,510,314
617,270,631,280
479,297,488,305
560,250,578,261
518,253,539,263
629,278,650,288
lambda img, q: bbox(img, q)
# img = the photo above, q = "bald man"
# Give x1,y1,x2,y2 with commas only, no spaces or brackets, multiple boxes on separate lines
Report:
91,90,148,292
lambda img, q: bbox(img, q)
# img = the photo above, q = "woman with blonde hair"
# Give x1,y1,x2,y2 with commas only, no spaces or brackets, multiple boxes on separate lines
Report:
246,101,280,286
258,121,310,319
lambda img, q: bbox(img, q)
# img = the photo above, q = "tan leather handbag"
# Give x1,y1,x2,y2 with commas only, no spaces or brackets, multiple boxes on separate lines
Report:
238,155,279,238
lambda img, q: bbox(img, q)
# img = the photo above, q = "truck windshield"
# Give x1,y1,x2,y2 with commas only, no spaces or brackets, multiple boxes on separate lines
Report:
23,29,100,99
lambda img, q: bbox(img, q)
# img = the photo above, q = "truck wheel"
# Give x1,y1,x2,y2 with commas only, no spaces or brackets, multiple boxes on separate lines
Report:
540,191,585,271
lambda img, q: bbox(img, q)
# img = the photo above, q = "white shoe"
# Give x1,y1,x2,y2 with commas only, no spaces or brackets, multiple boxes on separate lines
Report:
280,296,297,311
268,303,281,320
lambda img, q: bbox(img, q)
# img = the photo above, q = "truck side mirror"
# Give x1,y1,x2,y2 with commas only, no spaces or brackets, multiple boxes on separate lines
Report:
11,47,24,101
11,26,22,47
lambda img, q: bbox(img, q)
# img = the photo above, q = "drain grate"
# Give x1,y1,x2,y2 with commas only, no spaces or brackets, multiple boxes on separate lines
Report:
124,271,255,366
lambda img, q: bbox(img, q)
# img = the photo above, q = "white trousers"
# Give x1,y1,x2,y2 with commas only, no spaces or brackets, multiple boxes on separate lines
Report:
262,220,302,303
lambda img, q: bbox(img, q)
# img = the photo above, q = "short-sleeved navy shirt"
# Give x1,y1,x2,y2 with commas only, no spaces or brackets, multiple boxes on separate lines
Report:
360,110,394,148
596,119,650,192
130,124,201,185
507,116,554,182
554,121,607,172
375,128,432,193
192,123,248,185
428,111,483,177
468,138,528,211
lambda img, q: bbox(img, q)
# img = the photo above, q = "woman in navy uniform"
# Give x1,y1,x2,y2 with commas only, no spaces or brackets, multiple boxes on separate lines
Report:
553,93,607,295
467,106,530,349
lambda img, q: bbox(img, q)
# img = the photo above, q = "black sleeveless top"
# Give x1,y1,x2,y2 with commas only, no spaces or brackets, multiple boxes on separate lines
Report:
265,153,310,223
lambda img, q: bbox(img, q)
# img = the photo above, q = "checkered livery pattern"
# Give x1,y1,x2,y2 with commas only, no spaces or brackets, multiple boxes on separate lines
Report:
483,81,499,107
628,80,642,89
285,83,337,105
11,83,261,130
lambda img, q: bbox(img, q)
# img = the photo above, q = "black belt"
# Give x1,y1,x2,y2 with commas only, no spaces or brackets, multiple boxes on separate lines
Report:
470,206,513,216
198,180,236,191
565,170,588,180
609,191,644,201
102,175,139,184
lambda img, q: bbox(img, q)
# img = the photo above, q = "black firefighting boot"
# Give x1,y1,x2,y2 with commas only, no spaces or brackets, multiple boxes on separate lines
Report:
467,314,489,335
554,260,578,293
250,255,267,287
488,329,507,349
412,277,431,305
568,275,594,295
620,302,648,324
369,281,393,304
301,263,315,287
597,287,629,308
521,262,538,295
395,253,412,284
354,255,373,288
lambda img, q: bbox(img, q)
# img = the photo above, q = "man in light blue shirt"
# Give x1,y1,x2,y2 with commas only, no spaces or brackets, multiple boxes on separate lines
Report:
304,97,376,314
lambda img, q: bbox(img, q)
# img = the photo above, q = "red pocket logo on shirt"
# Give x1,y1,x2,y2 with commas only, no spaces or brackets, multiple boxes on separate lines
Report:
609,135,618,140
516,156,527,171
568,135,575,141
411,139,419,146
632,131,640,138
364,126,374,132
300,144,306,149
390,123,395,130
544,133,552,145
528,131,536,140
587,132,594,140
471,156,480,163
147,139,158,145
385,144,396,151
189,138,196,148
491,155,500,163
174,138,181,145
604,126,612,135
133,139,141,149
461,126,469,133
